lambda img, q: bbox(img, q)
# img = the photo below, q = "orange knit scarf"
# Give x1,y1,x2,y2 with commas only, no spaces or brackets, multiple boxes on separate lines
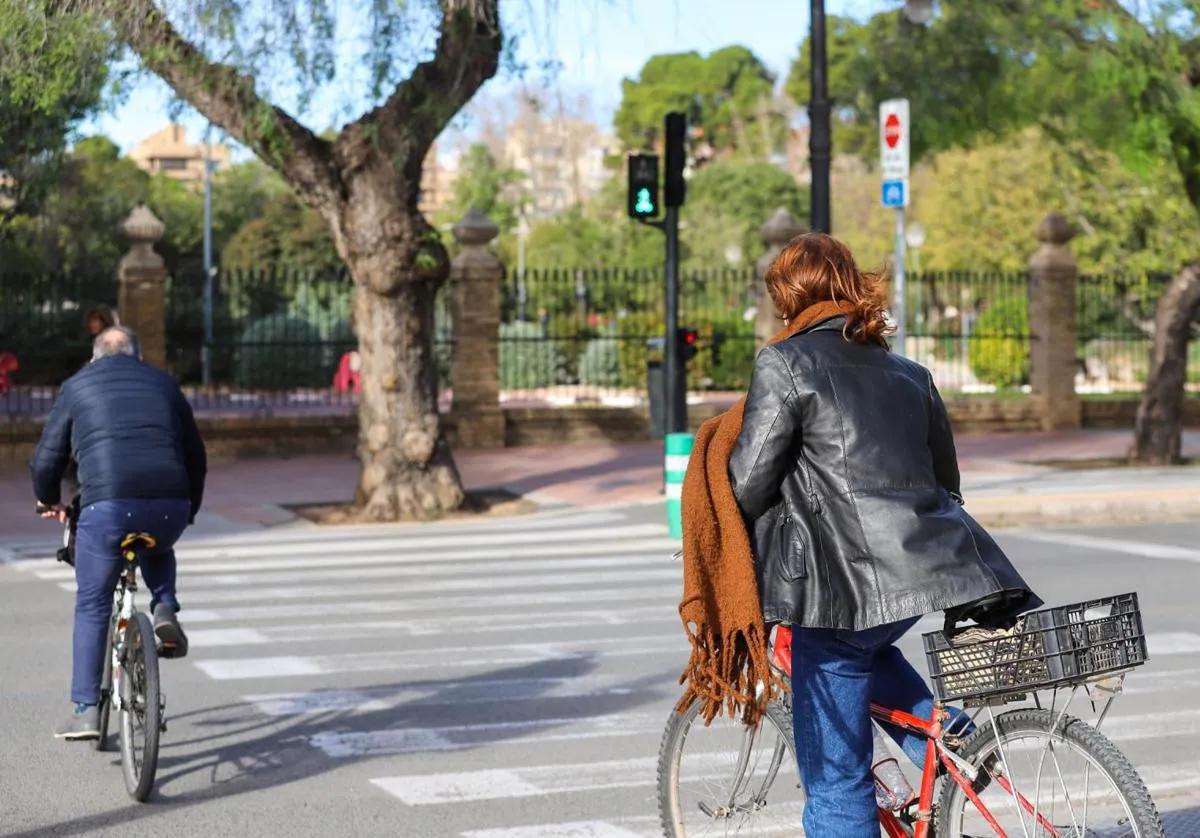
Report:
676,299,856,725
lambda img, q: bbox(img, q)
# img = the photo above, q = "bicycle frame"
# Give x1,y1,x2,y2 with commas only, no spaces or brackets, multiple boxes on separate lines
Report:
771,626,1061,838
106,562,138,714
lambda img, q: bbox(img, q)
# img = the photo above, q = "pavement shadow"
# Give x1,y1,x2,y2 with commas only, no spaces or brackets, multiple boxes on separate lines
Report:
8,654,677,838
1163,803,1200,836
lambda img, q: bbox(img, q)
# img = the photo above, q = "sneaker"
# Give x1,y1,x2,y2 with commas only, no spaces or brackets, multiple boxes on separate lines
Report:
55,703,99,741
153,603,188,659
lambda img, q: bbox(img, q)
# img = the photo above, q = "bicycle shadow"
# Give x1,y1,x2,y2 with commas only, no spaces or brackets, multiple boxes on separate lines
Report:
8,653,678,838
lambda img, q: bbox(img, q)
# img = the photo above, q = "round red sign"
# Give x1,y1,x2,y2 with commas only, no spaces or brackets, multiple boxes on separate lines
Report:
885,113,901,148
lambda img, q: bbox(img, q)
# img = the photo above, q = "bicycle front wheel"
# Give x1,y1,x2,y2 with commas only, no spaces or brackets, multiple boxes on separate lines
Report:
657,699,803,837
119,612,161,802
937,708,1164,837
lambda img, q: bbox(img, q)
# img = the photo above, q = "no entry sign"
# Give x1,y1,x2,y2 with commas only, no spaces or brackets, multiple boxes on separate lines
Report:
880,98,909,207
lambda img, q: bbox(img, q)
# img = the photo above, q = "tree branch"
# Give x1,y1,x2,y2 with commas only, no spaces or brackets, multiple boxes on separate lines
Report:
68,0,340,208
343,0,502,174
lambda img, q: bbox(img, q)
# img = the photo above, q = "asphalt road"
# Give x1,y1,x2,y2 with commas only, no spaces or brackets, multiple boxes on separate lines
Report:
2,506,1199,837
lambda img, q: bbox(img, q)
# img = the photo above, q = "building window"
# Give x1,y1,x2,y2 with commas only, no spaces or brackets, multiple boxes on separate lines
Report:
158,158,190,171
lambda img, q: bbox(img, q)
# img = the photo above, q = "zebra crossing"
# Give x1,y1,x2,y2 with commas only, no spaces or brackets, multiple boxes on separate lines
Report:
7,508,1200,836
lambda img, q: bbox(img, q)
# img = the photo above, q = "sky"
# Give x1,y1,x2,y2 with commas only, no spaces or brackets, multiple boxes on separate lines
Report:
81,0,883,159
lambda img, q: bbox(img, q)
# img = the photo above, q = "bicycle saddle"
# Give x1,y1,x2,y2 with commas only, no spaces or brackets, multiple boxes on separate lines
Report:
120,533,157,561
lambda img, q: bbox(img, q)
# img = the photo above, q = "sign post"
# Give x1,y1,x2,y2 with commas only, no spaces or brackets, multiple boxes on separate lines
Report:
879,98,910,356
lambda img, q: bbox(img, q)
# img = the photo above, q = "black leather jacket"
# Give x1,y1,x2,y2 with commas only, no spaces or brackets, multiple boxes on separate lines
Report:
729,315,1040,631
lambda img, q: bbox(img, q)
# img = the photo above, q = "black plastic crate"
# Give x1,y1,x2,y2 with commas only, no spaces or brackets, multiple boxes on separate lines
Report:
923,593,1148,703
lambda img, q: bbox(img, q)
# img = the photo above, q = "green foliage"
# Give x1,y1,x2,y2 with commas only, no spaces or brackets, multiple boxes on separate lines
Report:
786,9,1028,163
499,320,567,389
968,295,1030,389
434,143,525,233
578,336,621,387
235,312,326,389
222,188,339,270
684,159,808,268
0,1,111,213
614,46,782,157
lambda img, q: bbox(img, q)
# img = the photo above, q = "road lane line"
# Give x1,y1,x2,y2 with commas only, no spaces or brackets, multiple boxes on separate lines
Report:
71,566,681,605
31,550,673,584
193,636,687,680
1012,531,1200,564
310,711,666,757
243,673,670,716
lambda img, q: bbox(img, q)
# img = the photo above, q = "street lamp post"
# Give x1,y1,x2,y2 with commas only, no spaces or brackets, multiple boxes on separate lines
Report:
202,125,215,387
809,0,832,234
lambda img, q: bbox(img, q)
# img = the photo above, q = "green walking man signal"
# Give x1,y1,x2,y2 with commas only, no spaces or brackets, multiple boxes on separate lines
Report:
627,153,659,219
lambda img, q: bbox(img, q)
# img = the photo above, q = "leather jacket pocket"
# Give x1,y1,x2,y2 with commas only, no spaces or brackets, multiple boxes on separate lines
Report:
777,514,807,582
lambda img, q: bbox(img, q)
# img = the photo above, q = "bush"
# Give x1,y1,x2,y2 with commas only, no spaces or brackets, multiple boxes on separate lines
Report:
579,336,621,387
235,312,326,388
499,320,567,389
968,295,1030,388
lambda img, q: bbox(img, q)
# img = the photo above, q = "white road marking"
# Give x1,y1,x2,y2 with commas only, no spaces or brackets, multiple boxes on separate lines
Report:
31,538,680,580
244,690,391,715
309,711,663,757
187,612,679,646
173,584,679,623
170,523,669,562
1144,632,1200,655
185,628,270,646
461,821,653,838
31,550,671,585
372,752,733,804
89,566,681,605
194,635,686,680
1013,531,1200,563
243,673,668,716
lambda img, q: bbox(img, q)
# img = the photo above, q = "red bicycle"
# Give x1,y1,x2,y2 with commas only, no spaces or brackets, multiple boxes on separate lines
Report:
657,593,1164,836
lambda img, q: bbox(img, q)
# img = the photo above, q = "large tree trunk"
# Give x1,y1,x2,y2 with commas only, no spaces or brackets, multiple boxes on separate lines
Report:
334,153,465,521
351,276,463,519
1131,263,1200,464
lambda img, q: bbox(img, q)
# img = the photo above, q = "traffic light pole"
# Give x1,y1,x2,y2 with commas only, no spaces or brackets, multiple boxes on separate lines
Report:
663,204,685,435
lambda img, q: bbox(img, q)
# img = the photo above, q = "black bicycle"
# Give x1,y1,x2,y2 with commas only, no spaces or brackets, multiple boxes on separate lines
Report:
52,503,169,802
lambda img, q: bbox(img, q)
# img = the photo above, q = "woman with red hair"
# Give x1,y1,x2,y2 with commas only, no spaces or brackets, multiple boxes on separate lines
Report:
728,233,1038,836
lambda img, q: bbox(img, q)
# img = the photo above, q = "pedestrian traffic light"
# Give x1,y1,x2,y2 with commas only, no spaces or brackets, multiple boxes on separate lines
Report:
664,112,687,207
678,327,698,362
627,154,659,219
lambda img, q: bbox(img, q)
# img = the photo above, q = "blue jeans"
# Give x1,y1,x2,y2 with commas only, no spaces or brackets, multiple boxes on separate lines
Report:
791,617,936,837
71,498,190,705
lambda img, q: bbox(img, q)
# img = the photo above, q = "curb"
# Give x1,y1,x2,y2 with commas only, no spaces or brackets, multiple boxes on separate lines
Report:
966,489,1200,529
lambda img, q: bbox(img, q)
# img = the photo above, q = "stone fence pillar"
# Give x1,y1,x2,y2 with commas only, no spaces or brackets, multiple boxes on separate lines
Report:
449,208,505,448
116,205,168,369
1028,213,1081,430
755,208,806,347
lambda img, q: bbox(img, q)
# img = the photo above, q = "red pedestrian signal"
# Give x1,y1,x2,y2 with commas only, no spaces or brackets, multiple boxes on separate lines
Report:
677,327,698,362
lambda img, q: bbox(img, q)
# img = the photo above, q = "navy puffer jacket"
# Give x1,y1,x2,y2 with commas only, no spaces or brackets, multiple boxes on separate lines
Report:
30,355,207,519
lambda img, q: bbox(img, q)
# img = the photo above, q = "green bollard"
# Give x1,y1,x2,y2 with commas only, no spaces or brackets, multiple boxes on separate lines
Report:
665,432,694,539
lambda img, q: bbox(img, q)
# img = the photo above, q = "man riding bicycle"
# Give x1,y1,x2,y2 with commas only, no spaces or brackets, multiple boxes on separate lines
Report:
31,326,206,741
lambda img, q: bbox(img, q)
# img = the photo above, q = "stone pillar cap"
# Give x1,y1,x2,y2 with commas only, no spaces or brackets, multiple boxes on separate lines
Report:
761,207,806,246
120,204,165,243
452,207,500,246
1036,213,1076,245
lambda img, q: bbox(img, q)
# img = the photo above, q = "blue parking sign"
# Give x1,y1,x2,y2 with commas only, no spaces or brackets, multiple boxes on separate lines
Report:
882,179,907,208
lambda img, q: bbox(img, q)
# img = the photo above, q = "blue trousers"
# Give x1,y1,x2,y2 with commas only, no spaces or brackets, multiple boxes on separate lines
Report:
791,617,937,837
71,498,190,705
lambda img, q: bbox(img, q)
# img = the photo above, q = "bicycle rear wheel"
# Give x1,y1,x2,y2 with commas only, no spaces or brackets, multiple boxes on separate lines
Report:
119,612,161,802
93,617,115,752
658,699,803,837
936,708,1163,837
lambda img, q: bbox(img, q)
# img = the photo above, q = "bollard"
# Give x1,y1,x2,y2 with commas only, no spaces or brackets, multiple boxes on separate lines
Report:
665,432,694,539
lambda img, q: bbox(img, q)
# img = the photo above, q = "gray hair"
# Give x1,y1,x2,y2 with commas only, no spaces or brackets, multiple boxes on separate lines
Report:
92,326,142,361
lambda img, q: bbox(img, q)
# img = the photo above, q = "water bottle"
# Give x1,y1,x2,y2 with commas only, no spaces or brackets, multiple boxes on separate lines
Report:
872,724,915,811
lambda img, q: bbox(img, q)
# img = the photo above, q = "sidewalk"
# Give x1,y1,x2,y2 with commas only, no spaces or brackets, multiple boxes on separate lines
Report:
1,430,1197,541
